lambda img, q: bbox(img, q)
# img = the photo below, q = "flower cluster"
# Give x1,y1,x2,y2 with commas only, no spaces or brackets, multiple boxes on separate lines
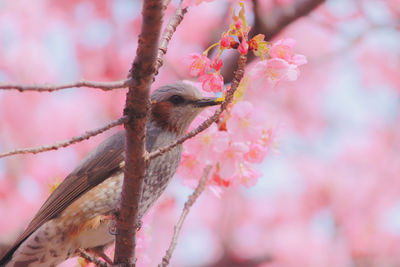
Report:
185,3,250,93
178,100,276,189
181,2,306,190
185,52,224,93
248,38,307,88
186,3,306,93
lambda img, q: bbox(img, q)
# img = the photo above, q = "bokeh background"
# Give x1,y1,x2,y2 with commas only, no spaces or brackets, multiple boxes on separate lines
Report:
1,0,400,266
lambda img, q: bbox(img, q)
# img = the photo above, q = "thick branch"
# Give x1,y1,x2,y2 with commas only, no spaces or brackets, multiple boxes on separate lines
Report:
146,54,247,161
0,116,127,159
222,0,325,81
160,165,213,267
114,0,164,266
155,1,188,76
251,0,326,40
0,79,128,93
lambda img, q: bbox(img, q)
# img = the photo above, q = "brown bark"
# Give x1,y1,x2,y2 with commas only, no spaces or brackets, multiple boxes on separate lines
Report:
251,0,326,41
0,79,128,92
114,0,164,266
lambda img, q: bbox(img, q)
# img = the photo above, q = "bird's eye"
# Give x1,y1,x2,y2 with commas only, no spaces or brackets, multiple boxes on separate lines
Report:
168,95,185,105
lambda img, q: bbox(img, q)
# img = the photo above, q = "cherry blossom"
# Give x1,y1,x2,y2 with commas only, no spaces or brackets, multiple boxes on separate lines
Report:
217,142,249,179
211,56,223,71
238,39,249,54
271,38,307,66
226,101,263,143
198,72,224,93
220,33,231,48
233,163,261,187
184,124,229,164
249,58,299,87
2,1,400,267
186,53,211,76
244,143,269,164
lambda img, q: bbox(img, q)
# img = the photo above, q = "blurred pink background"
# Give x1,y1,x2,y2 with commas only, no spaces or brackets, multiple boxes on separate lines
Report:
1,0,400,266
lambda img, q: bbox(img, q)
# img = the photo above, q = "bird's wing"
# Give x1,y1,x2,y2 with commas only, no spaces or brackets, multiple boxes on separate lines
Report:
0,130,126,264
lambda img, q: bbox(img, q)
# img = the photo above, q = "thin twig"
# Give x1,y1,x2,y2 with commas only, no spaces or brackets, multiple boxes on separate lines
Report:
0,116,127,158
155,0,188,76
163,0,172,9
78,249,112,267
159,165,213,267
147,53,247,161
0,79,128,93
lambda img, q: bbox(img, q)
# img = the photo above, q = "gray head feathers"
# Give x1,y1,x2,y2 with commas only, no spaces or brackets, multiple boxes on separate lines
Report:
151,81,202,103
150,81,220,135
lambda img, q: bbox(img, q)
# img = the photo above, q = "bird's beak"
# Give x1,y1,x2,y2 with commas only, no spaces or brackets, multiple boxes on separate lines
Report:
193,97,224,108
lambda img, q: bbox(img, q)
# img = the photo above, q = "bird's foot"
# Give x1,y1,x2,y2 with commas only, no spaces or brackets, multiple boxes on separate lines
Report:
78,248,112,267
85,247,114,265
106,212,142,235
108,220,117,235
136,219,143,232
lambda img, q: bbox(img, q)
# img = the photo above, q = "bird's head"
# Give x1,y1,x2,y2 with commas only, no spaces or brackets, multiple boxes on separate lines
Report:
150,82,223,135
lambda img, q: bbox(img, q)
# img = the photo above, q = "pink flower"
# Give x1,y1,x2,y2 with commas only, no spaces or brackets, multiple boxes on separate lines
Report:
271,38,307,66
291,54,307,66
271,38,296,59
244,143,268,163
186,53,211,76
212,56,223,71
226,101,263,142
199,72,224,92
220,33,230,48
235,19,243,29
177,153,206,180
238,39,249,55
249,58,299,87
218,142,249,179
184,124,230,164
233,164,262,188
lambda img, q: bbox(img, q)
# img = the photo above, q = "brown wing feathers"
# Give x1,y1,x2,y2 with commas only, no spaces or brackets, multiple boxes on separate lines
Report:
0,131,126,265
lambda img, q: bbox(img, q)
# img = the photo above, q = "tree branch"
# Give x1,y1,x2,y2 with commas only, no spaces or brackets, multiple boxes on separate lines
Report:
222,0,326,81
146,53,247,161
114,0,164,266
159,165,213,267
251,0,326,40
163,0,172,9
78,249,112,267
155,1,188,76
0,79,128,93
0,116,127,159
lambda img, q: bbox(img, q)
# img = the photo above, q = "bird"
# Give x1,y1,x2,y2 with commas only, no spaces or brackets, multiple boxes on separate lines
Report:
0,81,222,267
